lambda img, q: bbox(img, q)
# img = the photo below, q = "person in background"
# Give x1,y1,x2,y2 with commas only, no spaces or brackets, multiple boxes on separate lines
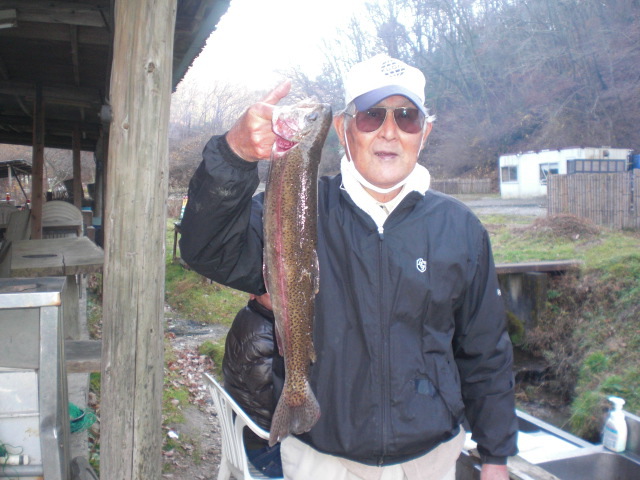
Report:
182,54,518,480
222,292,284,478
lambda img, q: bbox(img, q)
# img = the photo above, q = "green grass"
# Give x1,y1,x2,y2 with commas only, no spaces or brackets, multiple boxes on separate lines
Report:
481,214,640,269
198,340,226,379
165,220,247,327
165,262,246,327
163,339,189,424
482,214,640,440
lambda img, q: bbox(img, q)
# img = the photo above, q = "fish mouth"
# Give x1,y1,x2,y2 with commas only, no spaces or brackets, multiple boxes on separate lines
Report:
273,116,300,157
274,135,297,154
272,102,320,157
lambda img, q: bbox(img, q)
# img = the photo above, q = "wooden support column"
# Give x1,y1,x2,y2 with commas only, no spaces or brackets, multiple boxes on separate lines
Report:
30,82,45,239
73,125,83,208
100,1,176,479
93,130,107,245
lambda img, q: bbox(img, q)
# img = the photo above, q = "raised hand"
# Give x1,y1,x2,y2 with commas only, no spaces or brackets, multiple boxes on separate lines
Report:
226,79,292,162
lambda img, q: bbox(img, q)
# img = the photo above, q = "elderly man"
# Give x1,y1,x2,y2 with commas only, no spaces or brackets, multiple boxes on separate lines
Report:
180,54,518,480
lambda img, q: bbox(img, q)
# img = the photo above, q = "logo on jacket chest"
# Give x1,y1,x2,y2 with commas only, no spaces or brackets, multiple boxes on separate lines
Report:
416,257,428,273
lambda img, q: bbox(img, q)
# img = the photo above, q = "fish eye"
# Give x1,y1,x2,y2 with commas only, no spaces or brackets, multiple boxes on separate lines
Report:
307,112,318,122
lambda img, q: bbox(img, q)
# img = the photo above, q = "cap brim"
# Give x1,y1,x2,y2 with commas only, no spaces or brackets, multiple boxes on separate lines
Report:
352,86,426,114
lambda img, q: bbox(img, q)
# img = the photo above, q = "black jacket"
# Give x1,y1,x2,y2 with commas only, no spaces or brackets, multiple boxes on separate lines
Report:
181,135,518,466
223,299,282,429
222,298,284,449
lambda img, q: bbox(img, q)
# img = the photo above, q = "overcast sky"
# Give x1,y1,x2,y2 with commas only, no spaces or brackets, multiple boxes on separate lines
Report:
182,0,371,90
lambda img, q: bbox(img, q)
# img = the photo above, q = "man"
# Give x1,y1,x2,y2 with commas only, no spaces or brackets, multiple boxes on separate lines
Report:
181,54,518,480
223,293,284,478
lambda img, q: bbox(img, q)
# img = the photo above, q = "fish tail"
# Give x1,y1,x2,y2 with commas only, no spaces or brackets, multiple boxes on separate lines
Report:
268,380,320,447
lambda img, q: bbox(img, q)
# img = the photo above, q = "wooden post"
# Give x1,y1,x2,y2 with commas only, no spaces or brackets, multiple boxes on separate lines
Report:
73,125,83,209
31,82,45,239
94,130,107,244
100,1,176,479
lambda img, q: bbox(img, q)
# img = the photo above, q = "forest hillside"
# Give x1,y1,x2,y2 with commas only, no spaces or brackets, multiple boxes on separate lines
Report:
169,0,640,186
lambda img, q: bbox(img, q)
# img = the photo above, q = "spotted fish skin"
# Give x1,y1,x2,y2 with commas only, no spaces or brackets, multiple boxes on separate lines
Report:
263,100,332,447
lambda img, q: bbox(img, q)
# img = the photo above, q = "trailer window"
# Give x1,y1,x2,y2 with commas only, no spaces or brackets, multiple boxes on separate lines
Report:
501,166,518,183
539,163,559,184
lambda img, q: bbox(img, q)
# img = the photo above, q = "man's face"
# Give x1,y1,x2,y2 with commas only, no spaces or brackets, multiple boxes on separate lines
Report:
334,95,432,200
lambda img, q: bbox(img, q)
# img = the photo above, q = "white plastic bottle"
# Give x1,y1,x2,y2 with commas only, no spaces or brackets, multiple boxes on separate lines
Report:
602,396,628,452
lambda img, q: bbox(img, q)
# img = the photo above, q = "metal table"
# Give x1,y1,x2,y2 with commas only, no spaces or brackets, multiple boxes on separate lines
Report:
0,277,70,480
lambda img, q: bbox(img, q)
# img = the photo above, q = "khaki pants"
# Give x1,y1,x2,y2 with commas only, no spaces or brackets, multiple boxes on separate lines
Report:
281,428,464,480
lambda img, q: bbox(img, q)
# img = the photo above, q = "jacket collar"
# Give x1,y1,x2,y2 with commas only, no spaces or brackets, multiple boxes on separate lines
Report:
248,298,274,321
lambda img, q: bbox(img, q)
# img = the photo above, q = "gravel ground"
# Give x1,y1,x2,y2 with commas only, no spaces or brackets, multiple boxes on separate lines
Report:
162,314,229,480
461,195,547,217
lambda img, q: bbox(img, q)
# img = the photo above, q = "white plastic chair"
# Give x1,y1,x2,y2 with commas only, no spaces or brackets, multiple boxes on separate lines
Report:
42,200,83,238
203,372,283,480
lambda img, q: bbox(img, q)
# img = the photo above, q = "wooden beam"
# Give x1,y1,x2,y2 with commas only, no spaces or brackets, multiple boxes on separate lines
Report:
0,130,98,151
100,1,176,479
0,0,108,27
0,20,110,45
30,82,45,239
65,340,102,373
0,81,103,107
72,124,82,208
70,25,80,86
94,129,107,241
0,113,101,132
495,260,583,275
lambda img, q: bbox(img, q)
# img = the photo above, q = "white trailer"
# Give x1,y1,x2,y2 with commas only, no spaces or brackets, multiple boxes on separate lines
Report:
499,147,632,198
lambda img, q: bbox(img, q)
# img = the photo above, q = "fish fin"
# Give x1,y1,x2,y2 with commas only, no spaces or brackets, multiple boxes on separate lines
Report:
268,380,320,447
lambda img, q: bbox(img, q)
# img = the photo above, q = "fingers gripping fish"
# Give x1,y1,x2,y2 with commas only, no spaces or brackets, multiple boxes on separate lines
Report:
263,99,332,446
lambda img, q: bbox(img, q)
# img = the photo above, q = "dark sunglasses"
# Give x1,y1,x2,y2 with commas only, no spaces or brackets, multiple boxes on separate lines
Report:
347,107,425,134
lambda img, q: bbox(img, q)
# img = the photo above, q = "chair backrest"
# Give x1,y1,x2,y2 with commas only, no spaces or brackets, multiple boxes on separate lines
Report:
42,201,83,238
203,372,281,480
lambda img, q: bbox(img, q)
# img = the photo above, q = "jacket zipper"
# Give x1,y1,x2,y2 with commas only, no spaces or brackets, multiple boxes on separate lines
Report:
377,226,388,466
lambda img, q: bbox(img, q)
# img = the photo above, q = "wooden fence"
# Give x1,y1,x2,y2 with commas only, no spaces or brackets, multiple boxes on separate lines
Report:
548,171,640,230
431,178,493,195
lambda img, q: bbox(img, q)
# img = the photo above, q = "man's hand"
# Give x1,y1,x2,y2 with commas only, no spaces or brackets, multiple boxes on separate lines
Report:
481,463,509,480
226,79,292,162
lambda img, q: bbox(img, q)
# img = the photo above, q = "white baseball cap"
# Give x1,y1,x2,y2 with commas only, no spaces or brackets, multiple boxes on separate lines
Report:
344,54,427,114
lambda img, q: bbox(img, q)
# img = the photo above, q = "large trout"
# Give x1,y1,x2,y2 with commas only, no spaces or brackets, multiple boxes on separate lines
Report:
263,100,332,446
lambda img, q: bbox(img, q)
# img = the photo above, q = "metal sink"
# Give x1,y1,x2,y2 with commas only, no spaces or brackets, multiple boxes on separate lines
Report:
537,446,640,480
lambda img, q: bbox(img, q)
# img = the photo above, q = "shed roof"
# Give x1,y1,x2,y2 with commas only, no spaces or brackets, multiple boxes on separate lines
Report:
0,0,230,152
0,158,31,178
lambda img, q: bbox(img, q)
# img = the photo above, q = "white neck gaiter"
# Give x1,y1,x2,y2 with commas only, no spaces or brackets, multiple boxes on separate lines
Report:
340,155,431,234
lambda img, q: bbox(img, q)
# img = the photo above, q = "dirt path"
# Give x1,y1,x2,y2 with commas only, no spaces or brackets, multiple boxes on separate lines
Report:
162,312,229,479
461,194,547,217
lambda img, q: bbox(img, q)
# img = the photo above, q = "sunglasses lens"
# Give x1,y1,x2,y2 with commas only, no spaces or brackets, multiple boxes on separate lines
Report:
394,108,424,134
355,108,386,133
354,108,424,134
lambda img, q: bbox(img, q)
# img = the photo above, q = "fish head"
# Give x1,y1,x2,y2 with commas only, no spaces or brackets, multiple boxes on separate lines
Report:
272,100,332,158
